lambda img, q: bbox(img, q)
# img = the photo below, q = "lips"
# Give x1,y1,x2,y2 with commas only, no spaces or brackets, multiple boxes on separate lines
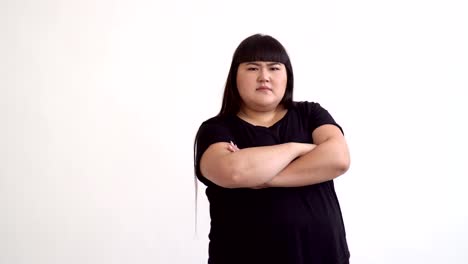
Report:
256,86,272,91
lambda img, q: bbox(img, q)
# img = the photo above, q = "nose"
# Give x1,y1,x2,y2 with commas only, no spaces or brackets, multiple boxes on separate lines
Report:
257,67,270,82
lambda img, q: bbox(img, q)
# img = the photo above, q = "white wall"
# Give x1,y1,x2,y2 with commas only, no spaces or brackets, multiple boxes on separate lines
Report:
1,0,467,263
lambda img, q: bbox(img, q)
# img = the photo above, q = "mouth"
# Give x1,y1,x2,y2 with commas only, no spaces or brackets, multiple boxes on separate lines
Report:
256,86,272,91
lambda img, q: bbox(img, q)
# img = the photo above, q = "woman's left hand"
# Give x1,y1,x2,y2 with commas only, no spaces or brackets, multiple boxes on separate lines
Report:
227,141,240,152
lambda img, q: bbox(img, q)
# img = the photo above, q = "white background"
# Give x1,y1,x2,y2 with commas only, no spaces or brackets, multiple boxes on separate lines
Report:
1,0,467,263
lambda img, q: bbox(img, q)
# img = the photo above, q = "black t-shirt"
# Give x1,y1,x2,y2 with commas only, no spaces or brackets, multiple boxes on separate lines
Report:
195,101,350,264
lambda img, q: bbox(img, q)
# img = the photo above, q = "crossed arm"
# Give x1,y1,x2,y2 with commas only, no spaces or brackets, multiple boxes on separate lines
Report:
199,124,350,189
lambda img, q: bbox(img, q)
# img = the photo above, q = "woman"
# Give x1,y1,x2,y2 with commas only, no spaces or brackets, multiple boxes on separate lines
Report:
194,34,351,264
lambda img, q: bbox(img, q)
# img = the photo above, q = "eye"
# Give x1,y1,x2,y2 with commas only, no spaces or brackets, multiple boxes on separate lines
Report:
247,67,258,71
270,67,281,71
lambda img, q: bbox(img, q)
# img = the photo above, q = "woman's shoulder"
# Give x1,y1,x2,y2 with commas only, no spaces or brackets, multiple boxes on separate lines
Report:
202,114,229,124
199,114,235,130
290,101,336,122
291,100,320,108
291,101,322,114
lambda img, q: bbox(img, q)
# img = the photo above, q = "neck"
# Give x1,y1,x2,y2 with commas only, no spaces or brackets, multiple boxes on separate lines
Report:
237,105,287,127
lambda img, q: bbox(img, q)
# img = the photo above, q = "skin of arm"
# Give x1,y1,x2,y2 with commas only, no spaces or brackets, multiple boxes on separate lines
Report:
264,124,350,187
199,142,314,188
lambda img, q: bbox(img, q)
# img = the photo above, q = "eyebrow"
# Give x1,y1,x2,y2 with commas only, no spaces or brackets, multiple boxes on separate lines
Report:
245,62,281,66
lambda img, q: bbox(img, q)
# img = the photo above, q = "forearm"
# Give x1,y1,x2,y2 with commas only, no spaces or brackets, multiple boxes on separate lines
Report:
266,139,350,187
226,142,310,188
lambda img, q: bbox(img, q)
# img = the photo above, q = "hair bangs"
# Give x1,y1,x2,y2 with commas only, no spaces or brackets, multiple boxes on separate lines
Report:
234,35,290,65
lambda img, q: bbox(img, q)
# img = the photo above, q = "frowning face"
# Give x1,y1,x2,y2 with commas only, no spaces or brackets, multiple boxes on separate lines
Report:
236,61,287,112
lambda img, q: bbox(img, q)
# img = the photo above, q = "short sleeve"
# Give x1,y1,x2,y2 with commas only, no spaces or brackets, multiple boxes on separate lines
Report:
298,101,344,135
194,120,234,186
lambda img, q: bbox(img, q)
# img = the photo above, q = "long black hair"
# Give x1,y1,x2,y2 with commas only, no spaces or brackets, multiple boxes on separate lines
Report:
194,33,295,174
192,34,295,230
218,33,295,116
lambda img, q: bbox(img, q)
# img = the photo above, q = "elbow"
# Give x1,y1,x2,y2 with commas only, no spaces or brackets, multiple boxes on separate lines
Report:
224,168,246,188
324,138,350,177
336,154,350,175
214,163,244,189
216,173,242,189
201,150,248,189
221,155,254,188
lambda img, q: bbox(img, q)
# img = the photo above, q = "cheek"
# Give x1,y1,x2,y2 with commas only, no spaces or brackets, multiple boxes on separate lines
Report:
236,72,244,88
236,79,248,98
236,78,245,92
278,74,288,88
237,75,254,91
